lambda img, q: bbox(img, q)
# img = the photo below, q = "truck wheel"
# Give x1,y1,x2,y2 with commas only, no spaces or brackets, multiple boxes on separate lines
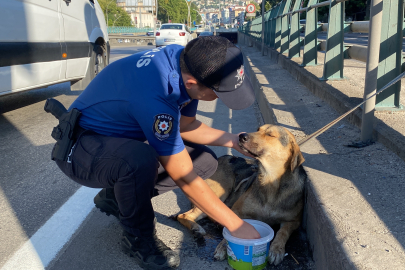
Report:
70,43,107,91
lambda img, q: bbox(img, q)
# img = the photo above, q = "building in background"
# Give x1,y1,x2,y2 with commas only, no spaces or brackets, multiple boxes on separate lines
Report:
221,8,229,24
237,10,245,25
117,0,156,28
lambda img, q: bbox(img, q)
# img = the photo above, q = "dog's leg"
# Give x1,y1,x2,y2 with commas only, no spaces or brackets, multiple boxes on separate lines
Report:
268,221,300,265
213,238,228,261
175,207,207,238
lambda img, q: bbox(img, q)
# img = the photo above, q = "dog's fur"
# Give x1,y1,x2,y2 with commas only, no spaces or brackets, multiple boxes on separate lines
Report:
175,124,307,265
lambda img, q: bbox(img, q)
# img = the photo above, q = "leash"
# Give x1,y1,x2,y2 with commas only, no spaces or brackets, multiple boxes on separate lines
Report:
297,71,405,147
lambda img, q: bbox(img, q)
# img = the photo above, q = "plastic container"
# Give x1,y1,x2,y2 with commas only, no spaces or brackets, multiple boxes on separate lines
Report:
223,219,274,270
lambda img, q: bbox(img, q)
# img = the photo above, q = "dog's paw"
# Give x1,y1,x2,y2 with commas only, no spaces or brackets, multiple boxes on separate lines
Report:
169,214,178,221
213,239,227,261
268,242,285,265
191,224,206,238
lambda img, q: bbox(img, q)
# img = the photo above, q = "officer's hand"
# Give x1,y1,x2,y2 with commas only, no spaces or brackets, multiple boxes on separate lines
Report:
231,133,255,158
228,221,261,239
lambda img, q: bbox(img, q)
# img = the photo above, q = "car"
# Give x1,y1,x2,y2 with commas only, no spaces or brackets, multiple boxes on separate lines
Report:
155,23,193,47
0,0,110,95
147,29,159,36
198,31,214,37
195,24,205,34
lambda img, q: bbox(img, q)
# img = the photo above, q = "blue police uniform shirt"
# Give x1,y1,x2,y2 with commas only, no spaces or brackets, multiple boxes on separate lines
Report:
69,45,199,156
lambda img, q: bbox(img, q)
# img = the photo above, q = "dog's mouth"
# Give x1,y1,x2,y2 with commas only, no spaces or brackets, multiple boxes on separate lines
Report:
239,142,259,157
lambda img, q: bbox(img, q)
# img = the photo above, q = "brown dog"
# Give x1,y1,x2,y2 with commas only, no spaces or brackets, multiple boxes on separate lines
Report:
175,124,307,265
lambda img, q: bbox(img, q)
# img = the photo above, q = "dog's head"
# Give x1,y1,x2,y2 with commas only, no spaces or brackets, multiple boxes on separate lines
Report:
238,124,305,172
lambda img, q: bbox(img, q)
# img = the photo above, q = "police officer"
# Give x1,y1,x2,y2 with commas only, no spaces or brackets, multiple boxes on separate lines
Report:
55,36,260,269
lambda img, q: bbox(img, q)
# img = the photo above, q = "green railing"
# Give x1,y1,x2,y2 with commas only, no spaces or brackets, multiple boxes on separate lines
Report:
239,0,404,110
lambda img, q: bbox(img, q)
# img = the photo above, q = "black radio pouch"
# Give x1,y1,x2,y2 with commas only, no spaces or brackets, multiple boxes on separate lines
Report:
44,98,81,161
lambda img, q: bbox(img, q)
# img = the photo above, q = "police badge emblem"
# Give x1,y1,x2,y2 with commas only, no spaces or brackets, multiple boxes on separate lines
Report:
153,113,174,141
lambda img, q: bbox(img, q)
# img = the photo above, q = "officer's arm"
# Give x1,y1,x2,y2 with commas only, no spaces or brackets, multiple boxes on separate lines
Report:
159,148,260,240
179,115,235,147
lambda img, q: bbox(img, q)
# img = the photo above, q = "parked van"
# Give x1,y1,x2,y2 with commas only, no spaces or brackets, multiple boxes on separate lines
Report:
0,0,110,96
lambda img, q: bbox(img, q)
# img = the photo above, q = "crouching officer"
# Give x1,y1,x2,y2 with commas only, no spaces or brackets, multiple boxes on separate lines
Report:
51,36,260,269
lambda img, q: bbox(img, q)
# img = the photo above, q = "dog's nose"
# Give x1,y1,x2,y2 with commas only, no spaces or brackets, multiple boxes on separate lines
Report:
239,133,249,142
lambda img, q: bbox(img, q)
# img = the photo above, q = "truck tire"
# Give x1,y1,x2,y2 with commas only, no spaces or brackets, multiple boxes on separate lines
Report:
70,43,107,91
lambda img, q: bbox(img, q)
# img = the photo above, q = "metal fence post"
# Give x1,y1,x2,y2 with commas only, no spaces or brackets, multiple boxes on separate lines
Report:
264,11,269,46
269,5,281,47
361,0,383,141
274,0,286,50
321,0,345,80
280,0,293,54
265,11,271,46
375,0,404,110
288,0,304,58
302,0,319,66
261,0,265,55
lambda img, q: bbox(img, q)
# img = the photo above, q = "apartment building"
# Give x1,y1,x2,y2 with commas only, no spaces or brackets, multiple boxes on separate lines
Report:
117,0,157,28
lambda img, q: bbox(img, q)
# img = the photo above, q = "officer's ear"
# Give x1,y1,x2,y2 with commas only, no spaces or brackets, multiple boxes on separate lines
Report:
182,73,199,90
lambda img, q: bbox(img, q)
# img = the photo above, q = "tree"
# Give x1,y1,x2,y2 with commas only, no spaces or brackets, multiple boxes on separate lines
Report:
158,0,201,24
98,0,132,27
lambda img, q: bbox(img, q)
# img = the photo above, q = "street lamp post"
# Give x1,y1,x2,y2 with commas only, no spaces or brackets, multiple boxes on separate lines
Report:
160,6,169,23
106,0,115,26
113,14,122,27
184,0,191,28
154,0,158,34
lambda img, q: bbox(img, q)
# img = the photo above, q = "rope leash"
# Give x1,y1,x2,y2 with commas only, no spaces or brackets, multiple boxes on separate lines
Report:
297,71,405,146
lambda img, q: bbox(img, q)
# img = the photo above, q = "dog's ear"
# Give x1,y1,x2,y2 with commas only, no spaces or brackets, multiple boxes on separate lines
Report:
290,143,305,171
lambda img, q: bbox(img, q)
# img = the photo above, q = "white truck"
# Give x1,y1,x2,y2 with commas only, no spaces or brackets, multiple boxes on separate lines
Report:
0,0,110,96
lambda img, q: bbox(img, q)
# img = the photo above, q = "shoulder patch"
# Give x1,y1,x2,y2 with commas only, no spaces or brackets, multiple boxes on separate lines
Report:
153,113,174,141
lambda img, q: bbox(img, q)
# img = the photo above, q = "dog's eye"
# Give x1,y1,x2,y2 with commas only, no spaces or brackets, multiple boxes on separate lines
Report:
266,133,273,137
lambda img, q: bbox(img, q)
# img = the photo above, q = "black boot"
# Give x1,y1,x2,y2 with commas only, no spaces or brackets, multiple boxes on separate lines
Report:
94,188,119,219
121,231,180,269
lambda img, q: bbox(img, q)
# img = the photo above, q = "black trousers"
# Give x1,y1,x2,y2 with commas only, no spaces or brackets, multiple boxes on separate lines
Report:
55,131,218,236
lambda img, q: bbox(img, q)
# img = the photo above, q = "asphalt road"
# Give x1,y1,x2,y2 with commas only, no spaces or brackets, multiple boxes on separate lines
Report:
0,45,313,270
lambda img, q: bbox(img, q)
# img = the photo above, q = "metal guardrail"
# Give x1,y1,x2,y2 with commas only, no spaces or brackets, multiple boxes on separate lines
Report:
108,26,197,34
239,0,404,110
108,35,155,46
108,26,152,34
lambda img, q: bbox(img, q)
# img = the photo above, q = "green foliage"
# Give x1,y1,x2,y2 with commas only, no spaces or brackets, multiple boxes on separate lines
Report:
98,0,132,26
158,0,201,24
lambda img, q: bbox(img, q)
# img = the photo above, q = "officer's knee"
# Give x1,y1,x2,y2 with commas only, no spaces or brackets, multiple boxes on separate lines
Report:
194,148,218,180
118,141,159,177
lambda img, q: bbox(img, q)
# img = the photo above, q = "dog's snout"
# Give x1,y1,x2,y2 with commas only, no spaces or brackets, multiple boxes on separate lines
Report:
239,133,249,143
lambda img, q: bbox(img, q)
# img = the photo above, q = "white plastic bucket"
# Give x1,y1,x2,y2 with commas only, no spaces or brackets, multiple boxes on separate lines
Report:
223,219,274,270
